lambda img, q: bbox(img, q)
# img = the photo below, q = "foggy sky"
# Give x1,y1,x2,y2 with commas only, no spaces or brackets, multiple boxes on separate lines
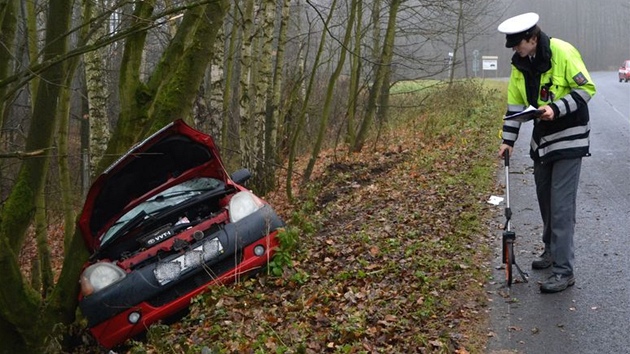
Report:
482,0,629,76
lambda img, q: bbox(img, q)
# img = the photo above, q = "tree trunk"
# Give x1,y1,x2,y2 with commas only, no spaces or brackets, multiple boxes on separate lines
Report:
203,22,225,138
33,185,52,297
83,0,111,178
0,2,19,275
371,0,382,63
302,0,357,183
286,0,335,199
262,0,290,193
346,0,363,148
0,0,73,350
0,0,18,126
97,0,155,172
149,3,229,132
352,0,400,153
238,0,255,171
449,0,464,86
25,0,40,106
374,61,392,150
254,0,276,193
0,1,230,351
99,0,229,172
222,2,239,154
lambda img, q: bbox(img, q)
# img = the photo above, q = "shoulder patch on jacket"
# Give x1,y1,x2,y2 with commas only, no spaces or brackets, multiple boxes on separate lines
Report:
573,72,588,86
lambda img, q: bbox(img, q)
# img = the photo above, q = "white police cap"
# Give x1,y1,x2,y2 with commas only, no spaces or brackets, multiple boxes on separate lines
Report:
497,12,540,47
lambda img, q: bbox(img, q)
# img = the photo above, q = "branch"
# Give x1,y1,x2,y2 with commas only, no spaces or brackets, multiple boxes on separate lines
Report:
0,0,215,100
0,149,46,159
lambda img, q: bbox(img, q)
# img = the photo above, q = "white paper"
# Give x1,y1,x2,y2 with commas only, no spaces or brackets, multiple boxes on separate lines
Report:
487,195,504,205
503,105,543,122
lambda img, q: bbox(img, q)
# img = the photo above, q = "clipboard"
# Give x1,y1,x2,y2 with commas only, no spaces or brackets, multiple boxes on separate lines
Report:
503,106,544,122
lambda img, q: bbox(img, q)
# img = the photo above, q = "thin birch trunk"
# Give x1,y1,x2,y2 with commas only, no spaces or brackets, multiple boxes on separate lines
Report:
238,0,255,170
251,0,272,189
262,0,290,192
208,24,225,139
222,2,239,153
254,0,276,193
83,0,111,177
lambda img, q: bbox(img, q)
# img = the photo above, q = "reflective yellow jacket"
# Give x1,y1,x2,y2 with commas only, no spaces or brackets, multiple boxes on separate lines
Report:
502,33,596,163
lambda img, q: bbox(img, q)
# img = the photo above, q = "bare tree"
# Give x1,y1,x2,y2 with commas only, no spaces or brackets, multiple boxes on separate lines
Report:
285,0,337,200
0,0,78,351
302,0,358,183
352,0,401,152
345,0,364,148
0,1,229,351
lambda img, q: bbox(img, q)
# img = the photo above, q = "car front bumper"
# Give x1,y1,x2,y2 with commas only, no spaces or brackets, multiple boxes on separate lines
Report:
79,205,284,348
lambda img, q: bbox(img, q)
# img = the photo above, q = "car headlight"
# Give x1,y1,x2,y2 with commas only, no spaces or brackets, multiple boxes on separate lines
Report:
228,191,263,223
80,262,126,296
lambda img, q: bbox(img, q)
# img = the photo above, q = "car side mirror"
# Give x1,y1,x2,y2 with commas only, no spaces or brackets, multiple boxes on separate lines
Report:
230,168,251,185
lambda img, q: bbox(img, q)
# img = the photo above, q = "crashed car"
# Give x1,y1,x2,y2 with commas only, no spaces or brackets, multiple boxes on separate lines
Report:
77,119,284,349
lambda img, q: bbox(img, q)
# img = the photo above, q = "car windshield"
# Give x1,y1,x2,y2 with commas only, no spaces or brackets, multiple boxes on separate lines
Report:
100,177,222,246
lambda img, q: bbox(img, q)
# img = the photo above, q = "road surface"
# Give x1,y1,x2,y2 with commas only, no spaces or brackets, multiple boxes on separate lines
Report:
486,71,630,354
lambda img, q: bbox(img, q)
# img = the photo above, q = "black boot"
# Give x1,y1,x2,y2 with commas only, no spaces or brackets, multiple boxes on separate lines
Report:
532,244,552,270
540,273,575,293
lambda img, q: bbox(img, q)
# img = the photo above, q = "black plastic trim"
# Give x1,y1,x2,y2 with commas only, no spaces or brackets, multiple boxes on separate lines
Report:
79,205,284,327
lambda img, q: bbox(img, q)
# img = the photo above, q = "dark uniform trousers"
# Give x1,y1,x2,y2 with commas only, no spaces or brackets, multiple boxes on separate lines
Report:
533,157,582,276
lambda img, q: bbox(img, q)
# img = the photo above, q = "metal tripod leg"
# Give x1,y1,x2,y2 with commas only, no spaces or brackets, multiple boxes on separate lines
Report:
513,261,529,283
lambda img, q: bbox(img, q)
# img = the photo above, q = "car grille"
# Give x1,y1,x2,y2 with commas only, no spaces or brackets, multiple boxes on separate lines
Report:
145,254,243,307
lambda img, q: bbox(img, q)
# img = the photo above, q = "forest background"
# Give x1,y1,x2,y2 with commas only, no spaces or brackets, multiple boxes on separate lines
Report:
0,0,625,352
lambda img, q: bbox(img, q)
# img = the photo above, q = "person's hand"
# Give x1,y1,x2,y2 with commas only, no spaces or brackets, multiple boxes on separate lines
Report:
499,144,512,159
538,105,555,121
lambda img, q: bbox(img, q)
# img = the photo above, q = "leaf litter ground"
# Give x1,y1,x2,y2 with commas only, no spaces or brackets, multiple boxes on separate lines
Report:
141,121,502,354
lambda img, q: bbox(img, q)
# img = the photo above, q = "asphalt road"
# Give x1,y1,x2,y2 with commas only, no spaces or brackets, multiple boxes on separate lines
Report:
486,71,630,354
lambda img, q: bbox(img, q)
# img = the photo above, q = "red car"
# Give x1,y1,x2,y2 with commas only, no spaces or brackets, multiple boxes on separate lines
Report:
77,120,284,349
619,60,630,82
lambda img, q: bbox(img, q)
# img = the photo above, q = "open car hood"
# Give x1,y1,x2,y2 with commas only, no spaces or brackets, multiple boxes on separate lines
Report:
78,120,230,252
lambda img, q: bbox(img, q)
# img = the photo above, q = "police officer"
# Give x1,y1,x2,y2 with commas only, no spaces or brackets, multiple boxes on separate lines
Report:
497,13,596,293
